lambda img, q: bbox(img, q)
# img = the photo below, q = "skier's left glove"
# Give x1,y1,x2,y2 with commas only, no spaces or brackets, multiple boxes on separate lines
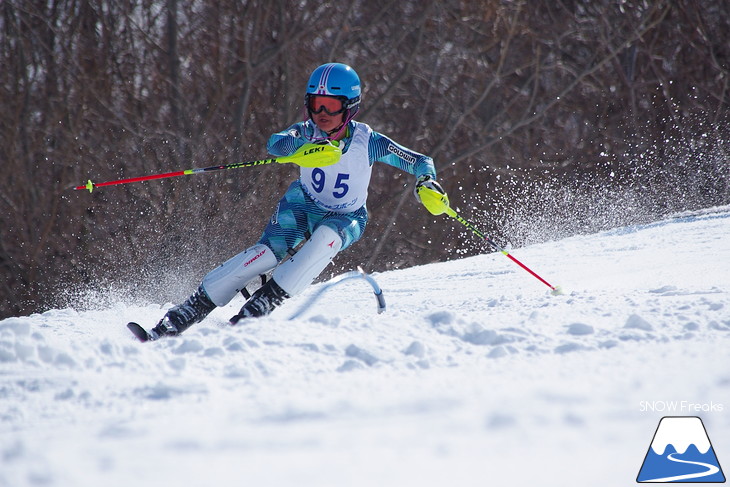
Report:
415,175,451,216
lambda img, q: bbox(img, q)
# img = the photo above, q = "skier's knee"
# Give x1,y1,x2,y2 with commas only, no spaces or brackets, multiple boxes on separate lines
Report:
202,244,277,306
272,225,342,296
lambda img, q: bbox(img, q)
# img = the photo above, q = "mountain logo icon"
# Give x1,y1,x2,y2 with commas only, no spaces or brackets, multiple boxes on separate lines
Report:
637,416,725,483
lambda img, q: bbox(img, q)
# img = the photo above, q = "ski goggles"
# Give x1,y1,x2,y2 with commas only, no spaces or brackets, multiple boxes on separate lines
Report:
307,95,347,116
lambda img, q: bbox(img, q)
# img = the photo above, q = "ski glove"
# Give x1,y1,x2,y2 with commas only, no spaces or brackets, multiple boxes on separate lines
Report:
415,176,451,216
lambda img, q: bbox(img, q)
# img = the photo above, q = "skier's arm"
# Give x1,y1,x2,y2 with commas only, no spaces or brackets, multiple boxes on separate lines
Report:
369,131,449,214
267,122,310,157
368,131,436,180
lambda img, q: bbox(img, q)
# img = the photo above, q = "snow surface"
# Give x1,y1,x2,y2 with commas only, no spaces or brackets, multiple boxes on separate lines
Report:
2,205,730,487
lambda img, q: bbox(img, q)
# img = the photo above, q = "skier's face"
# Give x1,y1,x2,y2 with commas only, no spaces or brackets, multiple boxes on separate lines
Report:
312,110,344,134
308,95,346,134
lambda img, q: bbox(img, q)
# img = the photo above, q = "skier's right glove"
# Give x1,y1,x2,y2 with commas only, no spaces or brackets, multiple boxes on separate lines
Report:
415,176,451,216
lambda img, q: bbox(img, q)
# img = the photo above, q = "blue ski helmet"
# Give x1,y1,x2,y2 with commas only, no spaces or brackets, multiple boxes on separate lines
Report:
305,63,361,119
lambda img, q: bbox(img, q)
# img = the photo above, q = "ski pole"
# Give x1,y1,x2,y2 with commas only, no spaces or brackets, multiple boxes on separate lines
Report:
74,141,341,193
445,206,561,294
418,184,561,294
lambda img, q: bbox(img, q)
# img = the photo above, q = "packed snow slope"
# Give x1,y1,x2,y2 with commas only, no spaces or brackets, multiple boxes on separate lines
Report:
2,205,729,487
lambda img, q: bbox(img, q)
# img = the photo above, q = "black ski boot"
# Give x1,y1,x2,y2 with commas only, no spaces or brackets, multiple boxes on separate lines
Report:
148,285,217,340
229,279,289,324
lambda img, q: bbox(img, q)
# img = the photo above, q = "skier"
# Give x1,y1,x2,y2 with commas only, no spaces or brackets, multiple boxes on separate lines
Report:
139,62,450,340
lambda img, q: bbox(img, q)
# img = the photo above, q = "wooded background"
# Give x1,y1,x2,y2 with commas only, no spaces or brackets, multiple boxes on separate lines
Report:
2,0,728,318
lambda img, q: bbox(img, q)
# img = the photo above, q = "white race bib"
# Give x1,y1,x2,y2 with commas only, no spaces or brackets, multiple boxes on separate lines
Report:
300,123,373,213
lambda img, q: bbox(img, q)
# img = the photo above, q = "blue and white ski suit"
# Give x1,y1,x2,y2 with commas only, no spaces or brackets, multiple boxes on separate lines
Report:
260,119,436,259
201,118,436,306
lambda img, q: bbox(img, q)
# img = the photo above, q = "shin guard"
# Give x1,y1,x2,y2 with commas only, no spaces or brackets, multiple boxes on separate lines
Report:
202,244,277,306
272,225,343,297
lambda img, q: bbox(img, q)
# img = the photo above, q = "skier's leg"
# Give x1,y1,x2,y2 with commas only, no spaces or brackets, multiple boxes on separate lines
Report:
230,224,342,322
257,180,316,261
149,244,278,339
201,243,278,306
230,204,368,322
149,182,317,339
274,224,343,295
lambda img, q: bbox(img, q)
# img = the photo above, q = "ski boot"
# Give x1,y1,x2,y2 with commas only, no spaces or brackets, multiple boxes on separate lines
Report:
128,285,216,342
229,279,289,324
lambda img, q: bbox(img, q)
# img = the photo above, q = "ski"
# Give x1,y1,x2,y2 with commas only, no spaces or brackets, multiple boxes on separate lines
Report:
127,322,151,342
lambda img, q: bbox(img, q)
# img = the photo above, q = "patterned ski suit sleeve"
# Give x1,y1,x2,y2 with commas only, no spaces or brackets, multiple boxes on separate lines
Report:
267,122,311,156
368,130,436,179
